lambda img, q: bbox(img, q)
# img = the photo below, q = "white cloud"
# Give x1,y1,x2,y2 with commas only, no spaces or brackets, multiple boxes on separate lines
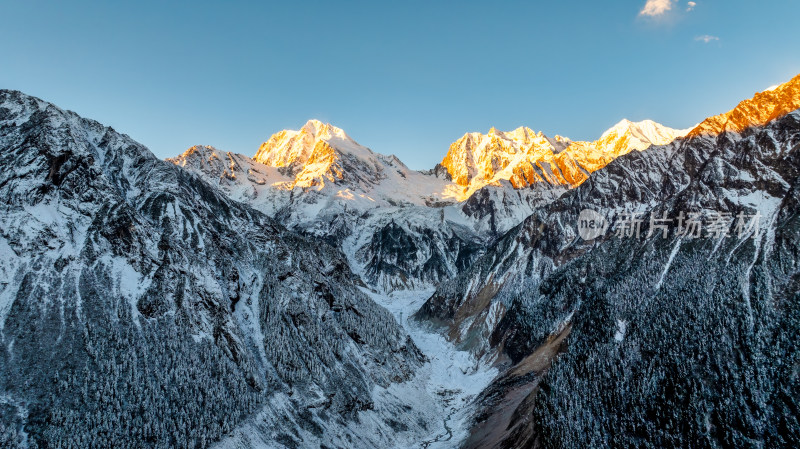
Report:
695,35,720,43
687,1,697,11
639,0,675,17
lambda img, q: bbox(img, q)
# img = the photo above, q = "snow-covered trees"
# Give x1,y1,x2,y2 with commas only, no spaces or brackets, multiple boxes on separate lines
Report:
0,90,423,448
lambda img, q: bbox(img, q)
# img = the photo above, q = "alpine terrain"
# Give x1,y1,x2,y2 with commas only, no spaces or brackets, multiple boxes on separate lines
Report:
1,73,799,448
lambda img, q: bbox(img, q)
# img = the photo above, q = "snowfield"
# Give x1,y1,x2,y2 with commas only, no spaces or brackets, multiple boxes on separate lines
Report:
366,288,498,448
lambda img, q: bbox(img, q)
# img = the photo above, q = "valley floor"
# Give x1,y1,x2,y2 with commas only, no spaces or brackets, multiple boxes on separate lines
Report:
365,288,498,449
213,289,497,449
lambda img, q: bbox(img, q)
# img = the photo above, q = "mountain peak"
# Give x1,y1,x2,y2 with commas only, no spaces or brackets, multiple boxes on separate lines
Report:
598,118,637,140
251,120,396,190
300,119,352,141
174,144,219,159
441,126,556,187
253,119,371,175
596,119,691,152
440,119,688,192
689,73,800,137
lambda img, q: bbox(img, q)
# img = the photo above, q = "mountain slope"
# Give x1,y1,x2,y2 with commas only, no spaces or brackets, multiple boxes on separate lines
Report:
417,78,800,448
169,143,493,291
0,91,432,448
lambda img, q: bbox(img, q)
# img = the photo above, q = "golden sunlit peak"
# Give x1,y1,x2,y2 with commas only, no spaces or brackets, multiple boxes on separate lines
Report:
440,119,690,192
297,119,353,142
249,119,382,191
301,119,330,134
689,72,800,137
174,144,222,161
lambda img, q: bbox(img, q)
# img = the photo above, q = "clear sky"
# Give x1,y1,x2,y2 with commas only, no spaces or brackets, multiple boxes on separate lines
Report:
2,0,799,169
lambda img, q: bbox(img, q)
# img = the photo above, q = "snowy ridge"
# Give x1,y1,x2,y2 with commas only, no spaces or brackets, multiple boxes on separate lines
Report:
440,119,690,197
168,145,293,216
689,73,800,137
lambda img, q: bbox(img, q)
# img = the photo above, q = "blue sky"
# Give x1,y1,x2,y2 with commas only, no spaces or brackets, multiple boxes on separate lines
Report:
2,0,799,169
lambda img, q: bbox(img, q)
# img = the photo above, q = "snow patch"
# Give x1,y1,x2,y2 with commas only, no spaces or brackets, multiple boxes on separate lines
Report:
655,238,682,291
614,319,627,342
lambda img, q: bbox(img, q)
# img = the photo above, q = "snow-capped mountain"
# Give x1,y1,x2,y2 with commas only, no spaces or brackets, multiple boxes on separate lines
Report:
594,118,692,153
0,91,450,448
171,118,690,292
417,74,800,448
440,119,691,196
5,68,799,449
252,119,463,205
169,140,489,291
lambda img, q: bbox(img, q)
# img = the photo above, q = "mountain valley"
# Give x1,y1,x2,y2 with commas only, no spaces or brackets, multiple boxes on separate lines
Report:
2,73,799,448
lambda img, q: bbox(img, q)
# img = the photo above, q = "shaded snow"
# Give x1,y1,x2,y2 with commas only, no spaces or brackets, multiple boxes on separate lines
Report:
213,288,498,448
366,288,498,448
